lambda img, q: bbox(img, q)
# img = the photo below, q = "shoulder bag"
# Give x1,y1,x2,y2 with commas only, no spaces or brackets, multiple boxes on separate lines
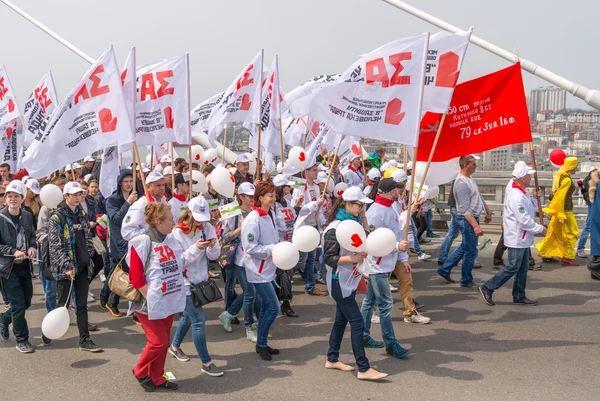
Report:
108,240,153,303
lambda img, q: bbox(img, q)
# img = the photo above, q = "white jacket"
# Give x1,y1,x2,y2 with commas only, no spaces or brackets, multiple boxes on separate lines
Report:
343,167,364,189
168,193,190,223
365,201,408,274
241,207,278,283
172,224,220,295
291,183,321,227
274,201,296,242
502,182,544,248
122,195,168,242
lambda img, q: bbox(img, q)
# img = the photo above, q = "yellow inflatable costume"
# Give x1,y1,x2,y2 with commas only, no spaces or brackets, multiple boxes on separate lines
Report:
536,157,579,262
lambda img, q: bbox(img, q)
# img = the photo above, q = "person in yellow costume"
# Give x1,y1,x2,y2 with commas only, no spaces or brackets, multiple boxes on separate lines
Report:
536,157,579,266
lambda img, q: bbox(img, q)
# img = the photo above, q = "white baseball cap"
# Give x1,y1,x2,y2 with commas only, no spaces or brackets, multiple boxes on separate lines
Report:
162,166,173,176
273,174,294,187
83,156,95,163
238,182,255,196
318,164,328,172
470,154,481,160
63,181,84,195
380,162,390,172
188,196,211,222
389,160,399,167
406,161,413,170
160,155,172,164
315,171,329,184
5,180,24,196
367,168,381,181
25,179,40,195
512,163,535,179
391,169,408,183
342,186,373,204
137,163,151,173
146,171,165,185
21,175,31,184
235,153,252,163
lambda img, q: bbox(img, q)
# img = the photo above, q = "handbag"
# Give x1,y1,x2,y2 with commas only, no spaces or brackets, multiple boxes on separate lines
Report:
184,270,223,307
108,241,153,303
218,215,240,268
92,236,107,255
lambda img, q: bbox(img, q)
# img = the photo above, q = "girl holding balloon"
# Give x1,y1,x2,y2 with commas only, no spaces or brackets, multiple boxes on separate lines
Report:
322,186,388,381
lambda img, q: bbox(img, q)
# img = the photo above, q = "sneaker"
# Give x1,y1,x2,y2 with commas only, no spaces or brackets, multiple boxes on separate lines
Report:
472,262,483,269
88,323,99,332
460,281,478,290
156,381,178,391
87,292,95,303
513,298,538,306
576,249,588,258
106,303,123,318
529,264,542,271
132,314,142,326
100,301,107,310
232,316,241,325
492,264,504,270
99,272,106,283
201,363,224,377
427,233,440,238
437,269,455,283
256,345,272,361
371,314,380,324
305,288,328,296
418,238,431,244
413,300,425,311
363,336,384,349
316,278,326,285
417,253,431,261
79,339,103,352
409,248,417,254
479,286,495,306
404,312,431,324
169,345,190,362
16,341,35,353
246,325,258,343
0,314,9,340
219,311,234,333
41,335,51,346
386,343,411,359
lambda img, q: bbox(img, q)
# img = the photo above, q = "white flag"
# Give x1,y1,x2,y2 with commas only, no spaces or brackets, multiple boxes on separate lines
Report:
99,146,120,197
135,54,191,146
120,47,137,151
207,50,264,148
23,46,134,178
0,65,21,128
287,33,429,146
190,92,224,133
259,55,286,156
0,118,19,171
284,74,339,110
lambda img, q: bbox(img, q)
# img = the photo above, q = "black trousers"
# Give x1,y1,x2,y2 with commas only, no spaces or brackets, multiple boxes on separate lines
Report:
0,265,33,343
57,268,90,344
412,212,427,240
493,228,536,267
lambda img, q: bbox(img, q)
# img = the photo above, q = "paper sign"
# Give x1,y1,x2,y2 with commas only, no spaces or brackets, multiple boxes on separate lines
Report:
219,200,241,220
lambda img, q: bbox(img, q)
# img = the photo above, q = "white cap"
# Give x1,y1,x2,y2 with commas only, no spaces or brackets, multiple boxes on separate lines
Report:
65,164,74,172
141,163,151,173
5,180,24,196
512,163,535,179
406,161,413,170
470,154,481,160
146,171,165,185
25,179,40,195
391,169,408,183
318,164,328,172
315,171,329,184
188,197,211,222
389,160,399,167
367,168,381,181
63,181,84,195
153,164,163,173
21,175,30,184
84,174,92,182
238,182,255,196
83,156,95,163
160,155,172,164
380,162,390,172
162,166,173,176
342,186,373,204
273,174,294,187
235,153,252,163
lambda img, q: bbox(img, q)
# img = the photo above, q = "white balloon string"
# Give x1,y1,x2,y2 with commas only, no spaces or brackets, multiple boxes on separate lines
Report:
64,277,74,308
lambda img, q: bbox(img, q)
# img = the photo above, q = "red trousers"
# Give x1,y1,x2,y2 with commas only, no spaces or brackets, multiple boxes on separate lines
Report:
133,313,174,386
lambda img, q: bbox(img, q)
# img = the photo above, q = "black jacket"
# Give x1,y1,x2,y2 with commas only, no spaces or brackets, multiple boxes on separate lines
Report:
0,207,36,279
234,169,254,188
106,169,133,261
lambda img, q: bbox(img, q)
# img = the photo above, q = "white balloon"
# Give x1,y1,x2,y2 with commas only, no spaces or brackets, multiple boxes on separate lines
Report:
292,226,320,252
191,145,204,165
335,220,367,252
203,148,218,166
228,167,237,175
333,182,348,198
414,162,427,183
366,227,397,257
424,186,439,200
326,177,335,195
272,242,300,270
277,161,284,174
40,184,63,208
145,153,152,166
247,154,257,177
41,306,70,340
211,166,235,198
191,170,208,193
288,146,308,171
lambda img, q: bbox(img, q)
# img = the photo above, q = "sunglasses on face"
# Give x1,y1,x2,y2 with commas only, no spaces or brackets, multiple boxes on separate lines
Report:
350,201,365,208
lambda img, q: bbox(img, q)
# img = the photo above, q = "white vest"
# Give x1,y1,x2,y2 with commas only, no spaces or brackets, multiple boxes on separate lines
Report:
274,202,296,242
502,183,544,248
324,220,363,298
241,209,278,283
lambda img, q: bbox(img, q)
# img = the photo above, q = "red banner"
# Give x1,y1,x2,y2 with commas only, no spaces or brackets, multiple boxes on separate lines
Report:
417,63,531,162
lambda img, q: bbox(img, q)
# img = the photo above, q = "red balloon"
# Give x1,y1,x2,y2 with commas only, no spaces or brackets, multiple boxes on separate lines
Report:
549,149,567,168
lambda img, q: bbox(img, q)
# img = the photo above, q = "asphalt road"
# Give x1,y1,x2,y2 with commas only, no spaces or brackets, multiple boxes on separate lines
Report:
1,227,599,401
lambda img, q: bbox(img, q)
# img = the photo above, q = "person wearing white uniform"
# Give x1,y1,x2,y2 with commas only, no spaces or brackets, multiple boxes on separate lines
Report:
168,197,224,377
122,172,167,242
479,164,546,306
363,168,381,197
168,173,197,222
343,155,366,189
361,179,412,359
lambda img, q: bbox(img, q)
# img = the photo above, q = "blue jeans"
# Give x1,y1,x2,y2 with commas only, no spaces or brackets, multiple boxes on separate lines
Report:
172,295,212,364
483,248,530,302
328,279,370,372
0,266,33,343
226,264,259,327
409,217,424,256
425,209,435,236
360,273,398,348
296,249,316,292
438,215,478,286
254,282,280,348
577,205,592,250
39,264,57,313
316,248,325,281
438,209,459,263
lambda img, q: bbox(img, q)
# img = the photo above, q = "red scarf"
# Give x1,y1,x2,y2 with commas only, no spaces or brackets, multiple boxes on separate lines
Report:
375,195,394,207
172,191,187,202
176,221,203,234
252,203,270,217
348,165,357,173
512,182,526,194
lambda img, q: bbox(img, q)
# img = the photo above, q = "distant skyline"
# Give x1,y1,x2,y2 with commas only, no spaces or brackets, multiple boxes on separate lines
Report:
1,0,599,112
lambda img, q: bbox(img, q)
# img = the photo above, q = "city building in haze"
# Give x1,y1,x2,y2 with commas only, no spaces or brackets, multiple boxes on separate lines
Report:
481,145,512,170
528,86,567,116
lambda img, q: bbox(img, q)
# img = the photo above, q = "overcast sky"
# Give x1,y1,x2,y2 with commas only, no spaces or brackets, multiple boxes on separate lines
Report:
1,0,598,111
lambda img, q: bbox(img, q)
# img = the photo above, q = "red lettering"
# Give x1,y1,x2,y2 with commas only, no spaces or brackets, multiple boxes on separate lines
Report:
365,58,389,87
155,245,176,263
389,52,411,86
282,209,294,221
74,85,90,105
120,69,128,87
164,246,175,261
0,78,8,101
34,85,52,112
435,51,460,88
74,64,110,105
140,73,157,101
156,70,174,97
235,64,254,91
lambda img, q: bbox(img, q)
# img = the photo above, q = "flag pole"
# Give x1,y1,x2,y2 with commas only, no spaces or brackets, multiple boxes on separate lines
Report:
188,145,194,199
404,146,419,241
170,142,175,191
132,145,138,195
150,146,154,170
221,126,227,163
415,114,447,199
119,154,123,169
132,143,148,198
359,140,367,183
255,125,262,181
403,145,408,171
300,118,317,143
317,135,344,218
278,119,285,167
529,144,544,225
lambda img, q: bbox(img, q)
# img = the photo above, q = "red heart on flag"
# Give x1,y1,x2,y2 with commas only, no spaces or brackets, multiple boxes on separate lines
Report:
299,152,306,162
384,98,406,125
229,172,235,183
5,127,13,140
164,107,174,129
7,99,14,113
98,108,118,133
240,93,252,111
351,144,360,155
350,233,363,248
161,282,167,293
